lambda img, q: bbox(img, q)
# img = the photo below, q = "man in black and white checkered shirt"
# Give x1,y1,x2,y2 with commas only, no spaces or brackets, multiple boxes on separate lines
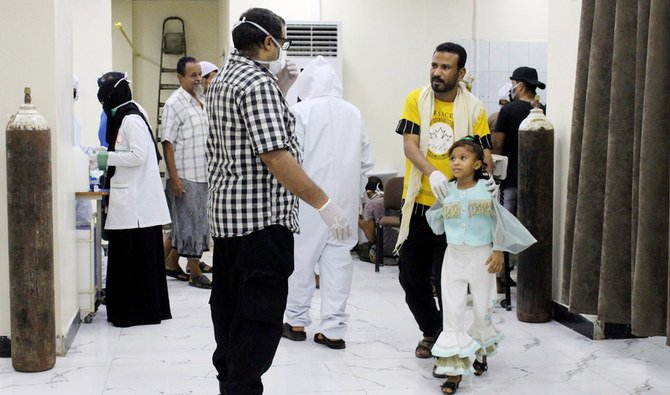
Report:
205,7,351,395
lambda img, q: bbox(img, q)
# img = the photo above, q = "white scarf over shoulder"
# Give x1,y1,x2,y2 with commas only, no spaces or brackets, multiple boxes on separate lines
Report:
394,82,485,252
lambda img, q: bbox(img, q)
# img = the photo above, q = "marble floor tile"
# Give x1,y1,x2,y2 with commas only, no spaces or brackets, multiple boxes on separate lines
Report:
0,255,668,395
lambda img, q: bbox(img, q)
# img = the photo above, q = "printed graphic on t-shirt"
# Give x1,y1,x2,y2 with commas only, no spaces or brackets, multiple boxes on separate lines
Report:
428,122,454,160
427,109,455,161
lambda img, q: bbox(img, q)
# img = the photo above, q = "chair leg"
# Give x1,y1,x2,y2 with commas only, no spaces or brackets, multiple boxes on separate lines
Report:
375,225,384,272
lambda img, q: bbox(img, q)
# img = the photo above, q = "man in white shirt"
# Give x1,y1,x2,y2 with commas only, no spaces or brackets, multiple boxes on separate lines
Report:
161,56,212,289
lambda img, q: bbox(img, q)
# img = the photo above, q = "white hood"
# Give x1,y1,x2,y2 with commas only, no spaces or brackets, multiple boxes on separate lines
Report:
293,56,343,101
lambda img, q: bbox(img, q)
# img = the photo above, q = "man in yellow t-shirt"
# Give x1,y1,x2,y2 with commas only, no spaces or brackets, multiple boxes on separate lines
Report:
395,42,493,360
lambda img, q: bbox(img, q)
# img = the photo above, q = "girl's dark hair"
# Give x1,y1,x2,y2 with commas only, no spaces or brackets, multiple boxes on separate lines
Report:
448,137,487,181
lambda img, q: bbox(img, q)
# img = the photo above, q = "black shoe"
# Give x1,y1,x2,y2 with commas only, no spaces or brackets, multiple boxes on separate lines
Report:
282,323,306,341
314,333,346,349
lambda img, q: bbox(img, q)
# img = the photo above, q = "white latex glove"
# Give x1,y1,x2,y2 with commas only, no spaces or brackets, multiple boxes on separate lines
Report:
317,198,352,241
485,174,500,201
277,59,299,95
428,170,449,201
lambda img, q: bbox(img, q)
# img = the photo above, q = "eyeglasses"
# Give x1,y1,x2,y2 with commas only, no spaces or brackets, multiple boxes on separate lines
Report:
274,37,292,51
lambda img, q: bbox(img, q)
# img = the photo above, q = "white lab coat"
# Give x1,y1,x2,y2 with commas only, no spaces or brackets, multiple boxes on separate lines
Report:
284,56,374,339
104,114,170,230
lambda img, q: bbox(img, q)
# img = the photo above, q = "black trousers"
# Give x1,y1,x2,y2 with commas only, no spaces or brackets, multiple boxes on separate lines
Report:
398,203,446,338
210,225,294,395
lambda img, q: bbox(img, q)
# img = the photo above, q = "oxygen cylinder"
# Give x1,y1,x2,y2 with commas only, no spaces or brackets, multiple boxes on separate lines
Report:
516,96,554,323
6,87,55,372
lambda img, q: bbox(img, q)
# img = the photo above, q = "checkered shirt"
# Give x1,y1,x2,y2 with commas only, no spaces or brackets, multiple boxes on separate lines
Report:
160,87,208,182
205,53,301,237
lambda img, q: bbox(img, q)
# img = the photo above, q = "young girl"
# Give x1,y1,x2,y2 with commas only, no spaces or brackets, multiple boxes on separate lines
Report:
426,138,536,394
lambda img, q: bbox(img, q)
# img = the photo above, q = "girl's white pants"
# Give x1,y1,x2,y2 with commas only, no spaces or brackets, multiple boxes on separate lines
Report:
432,244,501,360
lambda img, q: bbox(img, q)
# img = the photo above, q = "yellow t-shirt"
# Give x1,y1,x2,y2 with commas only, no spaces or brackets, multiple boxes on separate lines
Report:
399,88,490,206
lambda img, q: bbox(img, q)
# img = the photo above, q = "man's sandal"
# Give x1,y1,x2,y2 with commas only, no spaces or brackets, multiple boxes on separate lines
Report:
165,266,189,281
186,261,213,274
473,358,488,376
440,375,462,394
189,274,212,289
415,338,435,358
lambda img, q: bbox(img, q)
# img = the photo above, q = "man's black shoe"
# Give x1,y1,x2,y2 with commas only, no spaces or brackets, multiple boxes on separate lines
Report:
282,323,307,341
314,333,345,349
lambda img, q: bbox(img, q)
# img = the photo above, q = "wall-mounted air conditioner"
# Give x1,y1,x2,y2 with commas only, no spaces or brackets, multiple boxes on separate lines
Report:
285,21,342,105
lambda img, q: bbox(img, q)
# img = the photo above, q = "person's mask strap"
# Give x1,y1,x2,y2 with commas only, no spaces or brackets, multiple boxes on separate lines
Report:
232,18,280,48
110,100,132,117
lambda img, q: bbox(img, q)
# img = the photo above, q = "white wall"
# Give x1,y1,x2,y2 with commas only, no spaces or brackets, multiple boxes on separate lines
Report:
53,0,80,355
547,0,582,301
0,0,65,340
112,0,134,79
0,0,58,340
0,0,113,352
475,0,548,40
217,0,230,66
229,0,549,174
73,0,113,149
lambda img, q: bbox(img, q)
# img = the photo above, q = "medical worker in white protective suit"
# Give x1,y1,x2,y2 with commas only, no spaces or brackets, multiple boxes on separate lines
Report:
282,56,374,349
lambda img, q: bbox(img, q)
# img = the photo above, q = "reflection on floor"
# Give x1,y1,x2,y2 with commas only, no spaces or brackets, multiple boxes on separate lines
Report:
1,254,669,394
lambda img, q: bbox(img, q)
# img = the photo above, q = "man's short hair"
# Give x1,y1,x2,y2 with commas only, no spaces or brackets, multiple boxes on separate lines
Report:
177,56,198,76
434,42,467,70
232,8,285,54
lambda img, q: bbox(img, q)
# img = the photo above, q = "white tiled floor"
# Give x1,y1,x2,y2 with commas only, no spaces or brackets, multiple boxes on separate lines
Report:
1,255,669,394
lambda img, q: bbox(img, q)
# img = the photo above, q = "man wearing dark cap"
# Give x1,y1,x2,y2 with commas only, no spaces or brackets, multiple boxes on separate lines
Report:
492,66,546,215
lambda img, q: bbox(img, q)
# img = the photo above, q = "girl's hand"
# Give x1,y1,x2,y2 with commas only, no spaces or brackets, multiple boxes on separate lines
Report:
486,251,504,273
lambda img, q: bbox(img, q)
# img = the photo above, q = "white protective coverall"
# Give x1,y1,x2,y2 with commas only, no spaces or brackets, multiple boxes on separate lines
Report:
284,56,374,339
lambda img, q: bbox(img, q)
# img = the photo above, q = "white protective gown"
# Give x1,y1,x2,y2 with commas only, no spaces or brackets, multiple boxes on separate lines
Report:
285,56,374,339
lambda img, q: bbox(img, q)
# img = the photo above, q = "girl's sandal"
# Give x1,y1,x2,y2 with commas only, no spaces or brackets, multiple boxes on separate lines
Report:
473,358,488,376
440,375,462,394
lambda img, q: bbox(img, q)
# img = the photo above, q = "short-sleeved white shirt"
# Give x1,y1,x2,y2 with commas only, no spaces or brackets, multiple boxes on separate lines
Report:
160,87,208,182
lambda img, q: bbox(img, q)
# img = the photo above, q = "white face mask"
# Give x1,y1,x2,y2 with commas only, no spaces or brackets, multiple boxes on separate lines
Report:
508,82,522,102
267,47,286,75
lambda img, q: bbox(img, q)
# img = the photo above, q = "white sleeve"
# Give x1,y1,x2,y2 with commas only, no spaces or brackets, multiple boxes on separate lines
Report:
107,115,149,168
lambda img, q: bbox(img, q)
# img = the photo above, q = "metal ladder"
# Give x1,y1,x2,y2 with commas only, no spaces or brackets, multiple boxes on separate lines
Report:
156,16,186,139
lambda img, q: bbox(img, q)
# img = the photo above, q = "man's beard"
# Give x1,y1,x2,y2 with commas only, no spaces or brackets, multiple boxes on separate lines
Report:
431,77,457,93
194,84,205,97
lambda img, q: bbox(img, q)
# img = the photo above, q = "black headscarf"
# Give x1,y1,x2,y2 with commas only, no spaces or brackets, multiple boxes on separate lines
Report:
96,72,161,184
